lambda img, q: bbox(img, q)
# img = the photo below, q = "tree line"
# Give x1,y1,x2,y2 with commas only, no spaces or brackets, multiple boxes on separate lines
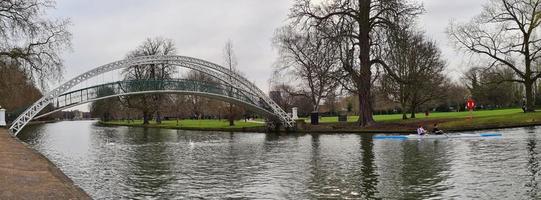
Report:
270,0,541,125
1,0,540,127
90,38,247,125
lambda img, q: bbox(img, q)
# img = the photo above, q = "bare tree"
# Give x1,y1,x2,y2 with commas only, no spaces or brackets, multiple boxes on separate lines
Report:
181,69,244,120
448,0,541,112
270,84,299,113
0,0,71,88
273,25,339,112
290,0,422,126
442,80,469,112
223,40,238,126
381,24,446,119
184,70,212,119
120,37,176,124
380,22,415,119
463,67,523,108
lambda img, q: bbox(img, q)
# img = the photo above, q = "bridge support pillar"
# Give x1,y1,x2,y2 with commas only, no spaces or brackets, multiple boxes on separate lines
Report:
0,107,6,127
292,107,299,120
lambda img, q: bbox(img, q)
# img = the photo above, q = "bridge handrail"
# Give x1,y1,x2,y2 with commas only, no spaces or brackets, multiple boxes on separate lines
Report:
51,79,266,110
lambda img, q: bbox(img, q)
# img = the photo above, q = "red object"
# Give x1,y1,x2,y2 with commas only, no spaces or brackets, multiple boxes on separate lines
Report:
466,98,476,111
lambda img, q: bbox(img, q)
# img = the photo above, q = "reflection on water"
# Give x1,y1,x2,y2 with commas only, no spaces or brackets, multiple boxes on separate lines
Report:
17,121,541,199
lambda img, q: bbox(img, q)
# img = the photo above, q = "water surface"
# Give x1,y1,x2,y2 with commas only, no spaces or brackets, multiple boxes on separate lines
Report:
18,121,541,199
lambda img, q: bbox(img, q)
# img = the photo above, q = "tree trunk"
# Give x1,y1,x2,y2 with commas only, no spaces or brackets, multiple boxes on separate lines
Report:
143,111,150,124
229,103,235,126
525,80,536,112
410,105,416,119
156,111,162,124
102,113,109,122
229,117,235,126
357,83,374,126
357,14,374,127
357,30,374,127
401,102,408,120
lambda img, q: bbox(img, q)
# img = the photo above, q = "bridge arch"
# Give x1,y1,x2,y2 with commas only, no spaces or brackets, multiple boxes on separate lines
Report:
35,79,278,120
9,55,294,135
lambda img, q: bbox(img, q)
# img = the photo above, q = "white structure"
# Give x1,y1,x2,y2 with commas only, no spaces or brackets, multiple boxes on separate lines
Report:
0,106,6,127
292,107,299,120
8,55,295,135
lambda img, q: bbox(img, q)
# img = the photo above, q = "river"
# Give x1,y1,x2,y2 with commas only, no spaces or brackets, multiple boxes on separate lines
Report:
17,120,541,199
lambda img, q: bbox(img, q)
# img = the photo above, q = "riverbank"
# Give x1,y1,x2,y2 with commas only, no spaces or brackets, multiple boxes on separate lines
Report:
100,109,541,133
0,128,90,199
300,109,541,133
99,119,267,132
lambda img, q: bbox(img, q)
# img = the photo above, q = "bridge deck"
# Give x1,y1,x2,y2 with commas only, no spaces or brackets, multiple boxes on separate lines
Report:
0,129,90,199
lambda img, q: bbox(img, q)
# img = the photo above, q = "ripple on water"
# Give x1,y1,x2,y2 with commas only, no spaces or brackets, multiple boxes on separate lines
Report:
14,121,541,199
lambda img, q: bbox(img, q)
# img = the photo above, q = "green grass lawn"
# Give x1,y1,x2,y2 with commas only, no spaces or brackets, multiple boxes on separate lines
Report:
103,119,264,129
295,108,541,131
102,108,541,131
313,108,525,123
438,110,541,129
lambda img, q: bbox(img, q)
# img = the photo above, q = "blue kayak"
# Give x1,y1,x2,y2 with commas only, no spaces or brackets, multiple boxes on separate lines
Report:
374,133,502,140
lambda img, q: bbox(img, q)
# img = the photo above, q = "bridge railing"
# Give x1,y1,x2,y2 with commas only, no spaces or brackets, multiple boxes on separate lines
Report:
50,79,271,112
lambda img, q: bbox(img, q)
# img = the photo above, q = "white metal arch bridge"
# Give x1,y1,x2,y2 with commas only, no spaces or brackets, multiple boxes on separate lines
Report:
9,55,295,135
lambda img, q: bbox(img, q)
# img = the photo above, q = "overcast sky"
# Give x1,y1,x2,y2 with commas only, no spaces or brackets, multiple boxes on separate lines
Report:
51,0,485,93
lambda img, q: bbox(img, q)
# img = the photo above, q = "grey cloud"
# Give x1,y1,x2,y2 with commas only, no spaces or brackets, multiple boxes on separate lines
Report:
51,0,485,92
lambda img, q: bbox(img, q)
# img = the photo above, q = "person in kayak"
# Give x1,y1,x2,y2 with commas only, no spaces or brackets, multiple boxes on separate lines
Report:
432,123,444,135
417,124,427,135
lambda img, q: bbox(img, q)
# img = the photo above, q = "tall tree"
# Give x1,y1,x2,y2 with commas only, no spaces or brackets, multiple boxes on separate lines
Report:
184,70,212,119
448,0,541,112
0,0,71,88
120,37,176,124
223,40,238,126
381,24,446,119
290,0,422,126
273,25,339,112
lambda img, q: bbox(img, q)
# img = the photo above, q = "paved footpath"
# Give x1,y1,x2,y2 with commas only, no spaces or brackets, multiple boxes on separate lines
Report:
0,129,90,200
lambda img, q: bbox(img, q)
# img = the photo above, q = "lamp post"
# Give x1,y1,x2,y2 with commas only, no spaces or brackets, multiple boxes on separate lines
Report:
0,106,6,127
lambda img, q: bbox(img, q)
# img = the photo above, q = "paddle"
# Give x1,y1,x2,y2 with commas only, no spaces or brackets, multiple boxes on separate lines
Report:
443,131,450,138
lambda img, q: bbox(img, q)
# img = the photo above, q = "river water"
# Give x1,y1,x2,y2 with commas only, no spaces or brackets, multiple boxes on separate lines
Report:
17,121,541,199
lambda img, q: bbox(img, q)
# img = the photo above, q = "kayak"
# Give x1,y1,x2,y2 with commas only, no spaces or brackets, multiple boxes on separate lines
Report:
374,133,502,140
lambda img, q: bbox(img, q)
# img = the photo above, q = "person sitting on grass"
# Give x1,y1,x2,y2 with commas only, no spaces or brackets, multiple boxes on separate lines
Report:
432,123,444,135
417,124,427,135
